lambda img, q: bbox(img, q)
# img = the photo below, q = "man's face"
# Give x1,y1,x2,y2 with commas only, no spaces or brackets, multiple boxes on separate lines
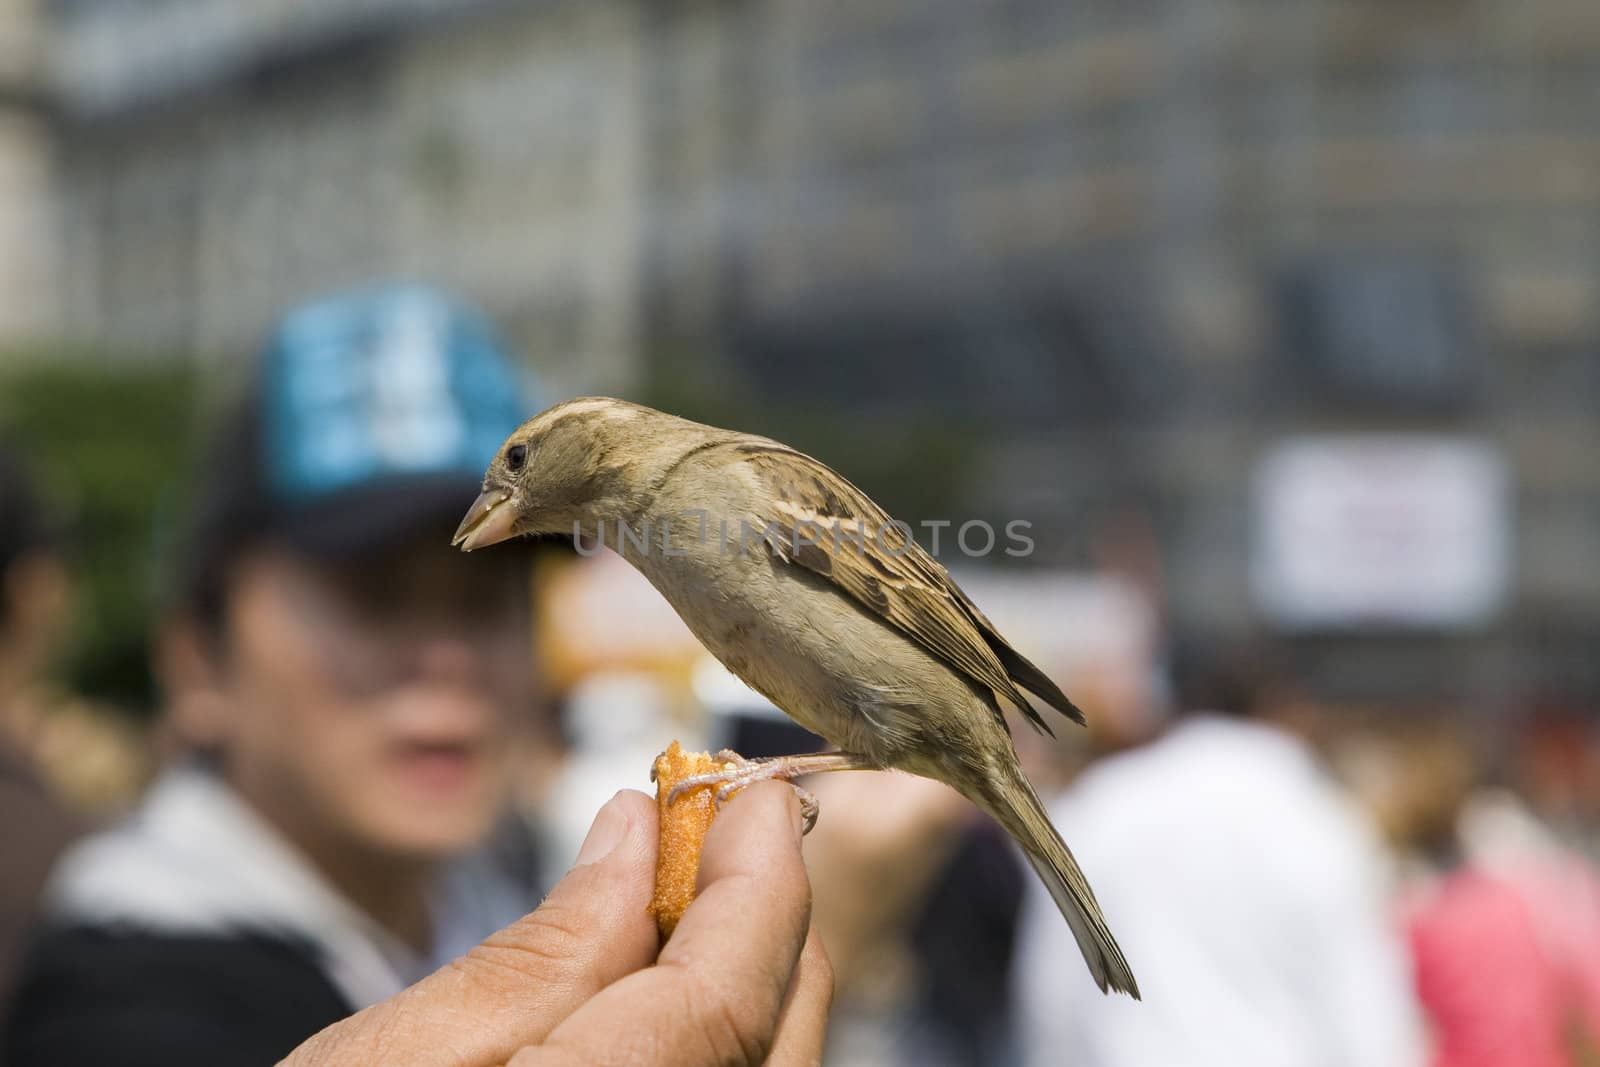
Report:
209,536,533,861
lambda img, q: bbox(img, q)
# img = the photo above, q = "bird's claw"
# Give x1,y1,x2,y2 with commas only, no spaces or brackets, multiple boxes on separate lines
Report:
793,783,820,833
664,756,821,834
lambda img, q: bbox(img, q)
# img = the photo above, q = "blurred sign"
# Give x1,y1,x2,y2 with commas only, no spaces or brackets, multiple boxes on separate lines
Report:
1252,436,1510,628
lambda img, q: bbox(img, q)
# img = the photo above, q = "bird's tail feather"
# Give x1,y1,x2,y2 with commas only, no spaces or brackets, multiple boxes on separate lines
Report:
981,767,1141,999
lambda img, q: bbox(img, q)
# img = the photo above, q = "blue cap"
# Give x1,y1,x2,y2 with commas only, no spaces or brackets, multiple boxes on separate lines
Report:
174,285,534,579
262,284,528,505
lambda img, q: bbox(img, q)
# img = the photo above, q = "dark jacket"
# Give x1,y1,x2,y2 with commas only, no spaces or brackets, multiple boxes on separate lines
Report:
5,927,350,1066
2,766,532,1067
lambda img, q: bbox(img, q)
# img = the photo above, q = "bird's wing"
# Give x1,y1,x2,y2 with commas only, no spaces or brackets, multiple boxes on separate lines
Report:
732,441,1083,734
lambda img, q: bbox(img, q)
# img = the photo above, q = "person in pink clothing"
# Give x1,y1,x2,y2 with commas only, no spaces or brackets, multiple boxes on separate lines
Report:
1397,727,1600,1067
1409,868,1573,1067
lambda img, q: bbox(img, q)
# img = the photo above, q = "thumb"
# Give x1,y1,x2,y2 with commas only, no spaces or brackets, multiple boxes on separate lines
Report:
285,790,662,1067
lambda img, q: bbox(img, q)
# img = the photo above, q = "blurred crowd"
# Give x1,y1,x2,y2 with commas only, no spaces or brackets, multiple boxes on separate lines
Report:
0,285,1596,1066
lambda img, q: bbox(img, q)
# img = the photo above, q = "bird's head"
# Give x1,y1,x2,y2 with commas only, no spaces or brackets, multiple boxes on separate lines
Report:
452,396,665,552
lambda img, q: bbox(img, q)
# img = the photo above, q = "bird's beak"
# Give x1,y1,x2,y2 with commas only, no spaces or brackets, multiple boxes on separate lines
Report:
452,489,518,552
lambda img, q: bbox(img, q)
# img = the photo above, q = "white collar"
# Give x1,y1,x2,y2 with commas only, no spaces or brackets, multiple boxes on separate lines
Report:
47,765,492,1009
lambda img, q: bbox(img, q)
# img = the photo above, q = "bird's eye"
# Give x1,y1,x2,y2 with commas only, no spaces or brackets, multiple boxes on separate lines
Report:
506,444,528,472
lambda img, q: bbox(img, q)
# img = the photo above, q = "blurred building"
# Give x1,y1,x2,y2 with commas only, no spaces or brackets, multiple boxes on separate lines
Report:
0,0,55,345
34,0,1600,701
46,0,644,394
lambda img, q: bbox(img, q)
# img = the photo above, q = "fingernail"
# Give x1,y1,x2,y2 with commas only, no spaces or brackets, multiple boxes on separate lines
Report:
575,794,631,866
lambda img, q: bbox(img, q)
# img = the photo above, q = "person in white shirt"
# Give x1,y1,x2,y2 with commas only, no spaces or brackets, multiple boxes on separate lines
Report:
1013,648,1425,1067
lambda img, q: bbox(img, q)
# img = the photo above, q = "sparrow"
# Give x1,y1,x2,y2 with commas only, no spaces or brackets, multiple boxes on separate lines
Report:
453,397,1139,997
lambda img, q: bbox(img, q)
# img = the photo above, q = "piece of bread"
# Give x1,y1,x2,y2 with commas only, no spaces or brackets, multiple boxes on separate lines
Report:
650,742,741,938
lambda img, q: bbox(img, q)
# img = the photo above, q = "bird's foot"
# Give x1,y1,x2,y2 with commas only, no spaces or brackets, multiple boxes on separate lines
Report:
666,750,867,834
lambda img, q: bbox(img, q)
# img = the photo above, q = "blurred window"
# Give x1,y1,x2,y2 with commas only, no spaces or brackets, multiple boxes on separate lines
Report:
1276,258,1477,410
728,276,1168,425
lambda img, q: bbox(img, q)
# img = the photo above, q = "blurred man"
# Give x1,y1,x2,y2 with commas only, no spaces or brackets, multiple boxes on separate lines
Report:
1013,644,1425,1067
5,287,539,1066
0,445,79,1011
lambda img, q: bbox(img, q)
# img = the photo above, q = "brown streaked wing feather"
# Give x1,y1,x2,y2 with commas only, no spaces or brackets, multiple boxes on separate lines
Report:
944,585,1087,725
736,442,1062,735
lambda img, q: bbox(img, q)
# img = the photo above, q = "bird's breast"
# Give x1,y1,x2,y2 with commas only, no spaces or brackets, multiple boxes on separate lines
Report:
620,531,980,766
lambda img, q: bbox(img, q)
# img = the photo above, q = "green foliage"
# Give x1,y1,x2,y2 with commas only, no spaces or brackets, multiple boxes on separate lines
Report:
0,354,198,714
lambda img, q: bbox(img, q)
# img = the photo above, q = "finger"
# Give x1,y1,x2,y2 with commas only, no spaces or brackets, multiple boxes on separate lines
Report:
284,790,661,1067
765,928,834,1067
536,781,813,1065
449,790,663,1037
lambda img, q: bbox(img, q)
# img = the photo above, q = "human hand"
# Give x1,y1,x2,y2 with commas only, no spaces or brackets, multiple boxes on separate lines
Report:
283,782,831,1066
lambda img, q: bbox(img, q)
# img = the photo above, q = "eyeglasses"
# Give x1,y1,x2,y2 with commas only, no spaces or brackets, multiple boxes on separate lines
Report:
270,554,535,698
